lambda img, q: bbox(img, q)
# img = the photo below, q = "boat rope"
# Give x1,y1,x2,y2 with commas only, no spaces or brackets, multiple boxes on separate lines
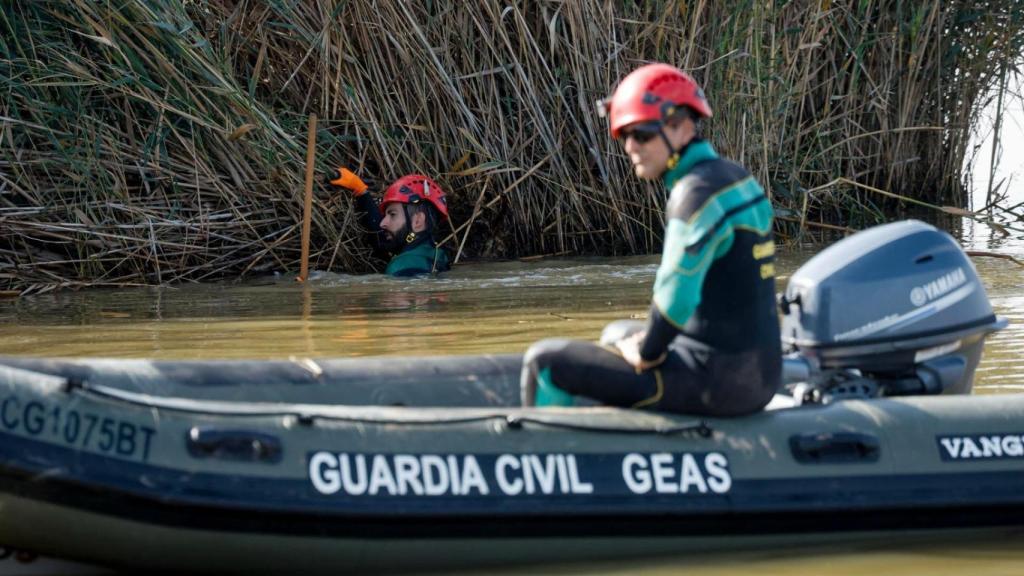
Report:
61,377,713,438
504,415,713,438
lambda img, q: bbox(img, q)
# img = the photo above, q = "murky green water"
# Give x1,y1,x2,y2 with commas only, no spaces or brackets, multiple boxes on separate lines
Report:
0,221,1022,574
1,225,1021,392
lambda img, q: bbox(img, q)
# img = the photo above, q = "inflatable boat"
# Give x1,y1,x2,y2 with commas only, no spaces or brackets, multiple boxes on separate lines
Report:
0,221,1020,574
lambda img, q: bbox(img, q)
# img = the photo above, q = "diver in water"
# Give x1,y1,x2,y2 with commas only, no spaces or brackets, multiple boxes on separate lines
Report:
521,63,781,416
329,169,451,277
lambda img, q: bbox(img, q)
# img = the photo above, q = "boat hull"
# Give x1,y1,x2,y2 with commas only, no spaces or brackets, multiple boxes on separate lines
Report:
1,358,1023,572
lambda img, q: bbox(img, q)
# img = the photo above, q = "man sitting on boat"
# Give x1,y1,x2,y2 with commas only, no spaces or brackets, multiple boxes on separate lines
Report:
329,170,451,276
521,63,781,416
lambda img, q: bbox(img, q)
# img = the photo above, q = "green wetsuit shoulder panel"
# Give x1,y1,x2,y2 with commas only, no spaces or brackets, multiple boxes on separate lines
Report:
385,242,450,277
653,141,775,342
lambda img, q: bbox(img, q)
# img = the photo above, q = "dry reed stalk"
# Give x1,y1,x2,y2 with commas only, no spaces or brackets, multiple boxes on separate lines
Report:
1,1,1021,292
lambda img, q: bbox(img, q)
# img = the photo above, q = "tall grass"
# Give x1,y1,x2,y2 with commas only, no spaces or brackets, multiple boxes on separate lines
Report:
1,1,1021,292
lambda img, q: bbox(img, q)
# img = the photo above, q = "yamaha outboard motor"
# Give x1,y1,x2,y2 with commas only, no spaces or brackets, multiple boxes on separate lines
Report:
779,220,1006,404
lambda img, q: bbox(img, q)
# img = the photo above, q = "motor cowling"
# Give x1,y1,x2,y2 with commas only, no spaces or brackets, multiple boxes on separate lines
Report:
780,220,1006,401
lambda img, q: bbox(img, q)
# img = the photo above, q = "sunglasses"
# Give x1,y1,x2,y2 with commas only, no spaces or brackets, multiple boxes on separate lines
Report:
618,123,662,144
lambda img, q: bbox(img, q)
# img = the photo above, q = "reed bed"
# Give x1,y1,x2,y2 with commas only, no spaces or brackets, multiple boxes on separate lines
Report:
1,1,1021,293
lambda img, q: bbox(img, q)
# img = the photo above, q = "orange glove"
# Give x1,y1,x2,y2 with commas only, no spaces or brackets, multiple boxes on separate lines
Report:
327,167,368,196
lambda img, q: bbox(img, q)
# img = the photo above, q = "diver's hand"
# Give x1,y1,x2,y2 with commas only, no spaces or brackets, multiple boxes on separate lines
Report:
615,331,666,373
326,167,368,196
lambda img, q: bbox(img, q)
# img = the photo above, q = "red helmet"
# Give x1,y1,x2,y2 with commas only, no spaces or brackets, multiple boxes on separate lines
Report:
380,174,449,221
604,63,712,139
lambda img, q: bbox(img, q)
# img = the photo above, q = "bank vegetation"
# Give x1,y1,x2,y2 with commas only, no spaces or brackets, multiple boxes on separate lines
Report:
1,1,1021,293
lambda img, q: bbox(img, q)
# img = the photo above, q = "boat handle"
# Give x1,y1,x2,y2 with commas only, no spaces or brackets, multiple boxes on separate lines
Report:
789,432,880,464
187,427,283,464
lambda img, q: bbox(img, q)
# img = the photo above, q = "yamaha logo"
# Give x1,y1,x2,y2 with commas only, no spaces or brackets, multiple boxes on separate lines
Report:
909,267,968,307
910,287,927,306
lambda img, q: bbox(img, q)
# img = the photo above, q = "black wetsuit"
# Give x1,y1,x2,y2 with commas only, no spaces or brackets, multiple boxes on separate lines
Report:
521,140,781,416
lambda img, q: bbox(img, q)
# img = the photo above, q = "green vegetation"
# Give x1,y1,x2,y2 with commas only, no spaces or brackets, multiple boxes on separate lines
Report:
1,1,1021,292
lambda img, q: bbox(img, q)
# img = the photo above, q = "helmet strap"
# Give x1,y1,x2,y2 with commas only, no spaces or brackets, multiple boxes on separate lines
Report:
402,204,417,245
658,129,682,171
659,129,699,173
385,202,440,255
404,203,438,246
400,204,436,249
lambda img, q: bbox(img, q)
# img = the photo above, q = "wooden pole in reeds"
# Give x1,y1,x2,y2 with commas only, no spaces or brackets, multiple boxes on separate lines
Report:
298,113,317,283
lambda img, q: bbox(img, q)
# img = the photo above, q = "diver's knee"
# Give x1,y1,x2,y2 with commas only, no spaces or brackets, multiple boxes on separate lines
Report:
523,338,572,368
599,320,645,346
521,339,575,407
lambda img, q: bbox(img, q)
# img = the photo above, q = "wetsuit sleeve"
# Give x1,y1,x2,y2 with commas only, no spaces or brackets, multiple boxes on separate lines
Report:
354,192,386,251
354,192,381,230
639,305,679,360
638,182,736,361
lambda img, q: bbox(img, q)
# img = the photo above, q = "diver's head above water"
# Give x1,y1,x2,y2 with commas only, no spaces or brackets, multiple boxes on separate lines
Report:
597,63,712,179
